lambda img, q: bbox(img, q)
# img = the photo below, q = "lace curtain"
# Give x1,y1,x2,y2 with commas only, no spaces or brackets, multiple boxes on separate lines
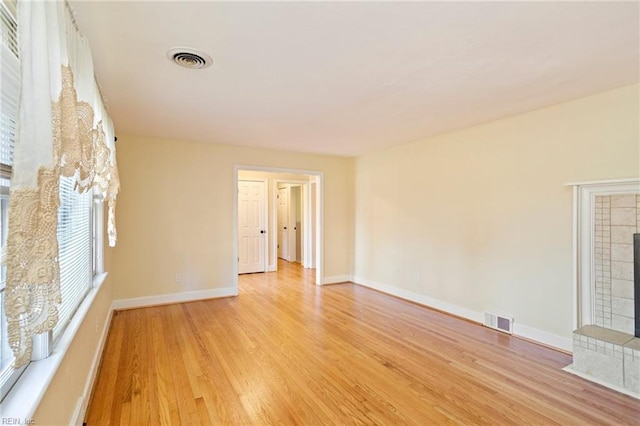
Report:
5,0,119,367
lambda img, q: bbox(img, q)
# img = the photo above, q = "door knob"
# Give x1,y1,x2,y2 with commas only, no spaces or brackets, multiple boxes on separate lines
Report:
284,226,287,229
260,230,265,234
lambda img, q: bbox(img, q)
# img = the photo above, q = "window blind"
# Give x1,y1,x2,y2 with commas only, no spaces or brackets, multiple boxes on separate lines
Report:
0,0,18,185
54,176,92,339
0,0,19,400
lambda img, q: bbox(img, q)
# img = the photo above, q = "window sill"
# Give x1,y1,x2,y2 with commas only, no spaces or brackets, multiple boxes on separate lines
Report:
0,272,109,420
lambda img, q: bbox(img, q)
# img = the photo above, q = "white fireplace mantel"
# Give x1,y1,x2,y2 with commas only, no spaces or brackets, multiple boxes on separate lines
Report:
566,177,640,331
566,177,640,398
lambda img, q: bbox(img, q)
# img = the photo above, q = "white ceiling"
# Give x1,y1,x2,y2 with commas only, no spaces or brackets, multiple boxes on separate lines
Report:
72,1,639,157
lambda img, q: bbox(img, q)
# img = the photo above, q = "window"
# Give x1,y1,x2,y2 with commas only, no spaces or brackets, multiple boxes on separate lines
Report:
0,0,21,401
93,196,104,275
53,177,93,340
0,0,101,401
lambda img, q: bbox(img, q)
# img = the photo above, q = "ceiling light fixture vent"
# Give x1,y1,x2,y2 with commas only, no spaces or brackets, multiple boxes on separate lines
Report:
167,47,212,70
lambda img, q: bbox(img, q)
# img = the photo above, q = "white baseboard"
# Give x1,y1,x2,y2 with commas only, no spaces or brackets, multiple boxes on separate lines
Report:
71,397,84,426
73,308,113,426
352,276,571,353
112,287,237,310
513,322,572,353
322,275,353,285
353,276,484,323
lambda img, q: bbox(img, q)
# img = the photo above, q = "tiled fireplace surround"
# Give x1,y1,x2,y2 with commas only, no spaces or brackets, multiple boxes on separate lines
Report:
593,194,638,334
569,184,640,397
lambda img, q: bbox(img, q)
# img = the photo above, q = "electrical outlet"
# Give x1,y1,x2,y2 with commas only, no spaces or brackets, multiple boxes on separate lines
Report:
175,273,182,283
415,274,420,284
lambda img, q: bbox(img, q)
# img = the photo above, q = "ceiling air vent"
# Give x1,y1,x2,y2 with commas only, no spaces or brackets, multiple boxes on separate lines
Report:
167,48,212,70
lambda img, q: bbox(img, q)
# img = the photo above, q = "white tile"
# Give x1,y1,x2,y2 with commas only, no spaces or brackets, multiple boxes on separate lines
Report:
612,194,637,208
611,261,633,280
612,315,635,335
573,346,624,387
611,208,637,226
612,297,635,317
611,243,633,262
623,352,640,393
611,226,635,244
612,279,634,298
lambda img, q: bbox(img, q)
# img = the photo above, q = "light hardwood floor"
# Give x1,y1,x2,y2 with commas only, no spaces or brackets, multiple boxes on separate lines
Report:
86,261,640,425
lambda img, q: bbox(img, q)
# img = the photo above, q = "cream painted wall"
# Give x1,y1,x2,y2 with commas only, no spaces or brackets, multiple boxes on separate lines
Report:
112,136,353,300
28,83,638,424
354,84,639,341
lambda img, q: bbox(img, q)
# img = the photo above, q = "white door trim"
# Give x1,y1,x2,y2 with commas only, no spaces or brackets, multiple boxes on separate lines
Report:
567,177,640,330
274,180,307,265
233,165,324,289
276,184,292,262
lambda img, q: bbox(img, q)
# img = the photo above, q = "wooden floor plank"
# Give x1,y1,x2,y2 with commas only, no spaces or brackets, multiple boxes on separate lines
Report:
86,260,640,425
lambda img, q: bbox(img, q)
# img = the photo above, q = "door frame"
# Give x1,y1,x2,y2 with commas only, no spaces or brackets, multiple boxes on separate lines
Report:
274,180,307,266
237,178,268,274
232,165,324,288
302,179,316,269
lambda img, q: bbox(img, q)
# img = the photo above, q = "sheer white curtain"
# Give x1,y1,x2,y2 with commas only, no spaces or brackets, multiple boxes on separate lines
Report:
4,0,119,367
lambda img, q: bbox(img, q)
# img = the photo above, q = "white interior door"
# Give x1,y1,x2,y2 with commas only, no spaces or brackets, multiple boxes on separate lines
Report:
277,186,289,260
238,180,266,274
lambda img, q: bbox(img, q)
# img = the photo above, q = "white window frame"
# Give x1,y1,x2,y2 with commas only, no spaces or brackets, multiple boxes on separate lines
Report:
52,176,95,343
93,195,104,276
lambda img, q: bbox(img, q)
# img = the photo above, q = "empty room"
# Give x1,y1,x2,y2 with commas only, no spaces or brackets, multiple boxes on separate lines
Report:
0,0,639,424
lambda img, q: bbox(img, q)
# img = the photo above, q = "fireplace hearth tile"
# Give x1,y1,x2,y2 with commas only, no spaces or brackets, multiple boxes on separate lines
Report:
574,325,633,345
623,339,640,392
572,327,640,394
573,346,625,387
626,338,640,351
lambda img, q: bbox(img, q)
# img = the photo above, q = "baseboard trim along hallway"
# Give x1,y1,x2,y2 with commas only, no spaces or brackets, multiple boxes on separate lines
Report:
112,287,237,310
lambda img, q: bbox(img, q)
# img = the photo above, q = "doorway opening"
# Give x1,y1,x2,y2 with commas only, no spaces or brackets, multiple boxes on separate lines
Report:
233,165,323,290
